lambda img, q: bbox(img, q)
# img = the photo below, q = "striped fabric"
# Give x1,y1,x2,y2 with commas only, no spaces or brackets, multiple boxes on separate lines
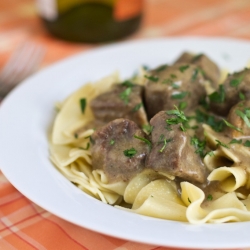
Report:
1,0,250,249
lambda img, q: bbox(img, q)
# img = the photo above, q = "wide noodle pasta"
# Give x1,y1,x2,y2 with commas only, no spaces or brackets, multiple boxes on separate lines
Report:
50,58,250,224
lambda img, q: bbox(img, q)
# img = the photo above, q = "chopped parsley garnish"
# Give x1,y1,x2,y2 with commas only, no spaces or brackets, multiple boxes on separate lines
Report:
223,119,243,132
79,143,90,150
144,75,159,82
166,107,188,123
162,78,173,84
159,138,172,153
165,124,173,131
206,151,215,157
74,133,78,139
230,74,244,88
133,103,143,112
142,124,154,135
209,84,225,103
192,68,199,81
158,134,164,142
188,197,191,203
215,139,229,149
156,64,168,72
172,83,180,89
134,135,152,147
166,106,189,131
123,148,137,158
235,109,250,127
239,92,245,100
192,54,202,62
171,91,188,100
229,139,242,144
244,140,250,147
171,74,177,79
110,139,115,145
207,194,213,201
199,96,209,110
120,87,132,104
80,98,87,114
142,65,150,71
179,65,189,73
179,101,187,110
195,109,225,132
121,80,134,88
191,137,206,157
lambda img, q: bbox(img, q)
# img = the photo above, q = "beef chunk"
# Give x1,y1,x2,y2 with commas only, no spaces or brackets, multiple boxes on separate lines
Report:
225,100,250,138
144,63,206,119
175,52,221,88
91,119,150,182
209,68,250,116
90,83,148,127
146,111,207,183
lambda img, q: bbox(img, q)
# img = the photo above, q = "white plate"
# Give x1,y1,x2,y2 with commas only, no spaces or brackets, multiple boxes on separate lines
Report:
0,37,250,249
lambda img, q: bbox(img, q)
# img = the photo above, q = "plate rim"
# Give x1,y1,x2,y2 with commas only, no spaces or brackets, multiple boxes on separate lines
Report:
1,36,250,249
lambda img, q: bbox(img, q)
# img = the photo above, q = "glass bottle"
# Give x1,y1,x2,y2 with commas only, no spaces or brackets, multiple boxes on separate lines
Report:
36,0,144,43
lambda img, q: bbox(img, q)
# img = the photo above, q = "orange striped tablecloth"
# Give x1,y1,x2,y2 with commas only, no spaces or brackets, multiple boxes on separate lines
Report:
1,0,250,249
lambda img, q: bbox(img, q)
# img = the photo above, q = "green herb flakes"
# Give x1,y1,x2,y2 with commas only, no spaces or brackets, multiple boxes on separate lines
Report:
179,101,187,110
239,92,245,100
80,98,87,114
156,64,168,72
134,135,152,147
133,103,143,112
192,54,202,62
162,78,172,84
144,75,159,82
79,143,90,150
192,68,199,81
230,75,244,88
223,119,243,132
121,80,134,88
229,139,242,144
123,148,137,158
207,151,215,157
244,140,250,147
171,91,188,100
159,138,172,153
172,83,180,89
209,85,225,103
120,87,132,104
110,139,115,145
142,124,154,135
215,140,229,149
207,194,213,201
191,137,206,157
195,109,225,132
179,65,190,73
236,109,250,127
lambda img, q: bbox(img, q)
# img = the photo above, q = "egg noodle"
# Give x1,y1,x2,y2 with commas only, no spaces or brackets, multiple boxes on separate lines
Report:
50,67,250,224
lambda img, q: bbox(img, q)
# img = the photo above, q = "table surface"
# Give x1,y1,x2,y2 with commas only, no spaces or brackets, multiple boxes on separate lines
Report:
1,0,250,249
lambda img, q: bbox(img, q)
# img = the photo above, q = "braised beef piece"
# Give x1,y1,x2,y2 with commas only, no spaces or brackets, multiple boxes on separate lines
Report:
209,68,250,116
146,111,207,183
144,63,206,119
91,118,150,182
90,83,148,127
175,52,221,88
225,100,250,138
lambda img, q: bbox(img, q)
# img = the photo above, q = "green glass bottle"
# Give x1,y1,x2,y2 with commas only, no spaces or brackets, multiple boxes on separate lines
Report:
36,0,143,43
